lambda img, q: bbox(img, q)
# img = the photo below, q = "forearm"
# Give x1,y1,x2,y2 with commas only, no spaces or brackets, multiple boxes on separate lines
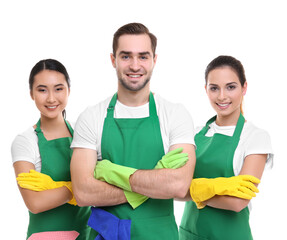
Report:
71,148,127,207
73,174,127,207
14,161,73,214
19,187,72,214
130,162,190,199
130,144,195,199
199,154,267,211
204,195,250,212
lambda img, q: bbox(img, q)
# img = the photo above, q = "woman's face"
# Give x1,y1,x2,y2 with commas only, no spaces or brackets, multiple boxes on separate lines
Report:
205,66,247,125
30,70,70,120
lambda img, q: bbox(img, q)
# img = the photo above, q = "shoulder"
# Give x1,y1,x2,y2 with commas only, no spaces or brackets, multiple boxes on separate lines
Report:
78,96,112,121
12,127,38,147
241,121,273,156
11,126,39,162
242,121,271,141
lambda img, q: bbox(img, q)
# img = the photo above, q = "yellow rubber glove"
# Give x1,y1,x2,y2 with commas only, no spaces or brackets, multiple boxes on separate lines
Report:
17,170,77,206
190,175,260,209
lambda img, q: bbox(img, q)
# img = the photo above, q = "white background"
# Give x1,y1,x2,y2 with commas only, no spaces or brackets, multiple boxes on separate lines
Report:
1,0,285,239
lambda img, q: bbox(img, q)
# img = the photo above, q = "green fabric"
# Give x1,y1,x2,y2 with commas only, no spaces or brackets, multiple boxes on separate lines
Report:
90,92,179,240
180,114,253,240
27,119,91,240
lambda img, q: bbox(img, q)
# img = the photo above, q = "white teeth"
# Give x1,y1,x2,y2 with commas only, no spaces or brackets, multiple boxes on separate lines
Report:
217,103,229,107
47,106,57,109
128,75,141,78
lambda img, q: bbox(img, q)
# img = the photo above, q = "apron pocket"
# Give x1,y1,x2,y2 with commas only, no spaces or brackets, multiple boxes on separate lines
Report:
179,226,208,240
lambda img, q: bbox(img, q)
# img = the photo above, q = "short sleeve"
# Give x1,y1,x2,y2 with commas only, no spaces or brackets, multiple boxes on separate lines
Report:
169,104,195,146
71,107,98,150
244,128,274,169
11,134,37,165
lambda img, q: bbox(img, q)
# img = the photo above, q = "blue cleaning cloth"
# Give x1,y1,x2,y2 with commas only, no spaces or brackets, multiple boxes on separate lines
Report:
88,207,131,240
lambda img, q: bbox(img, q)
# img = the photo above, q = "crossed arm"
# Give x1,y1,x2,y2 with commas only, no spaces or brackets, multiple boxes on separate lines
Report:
203,154,267,212
182,154,267,212
14,161,73,214
70,143,195,207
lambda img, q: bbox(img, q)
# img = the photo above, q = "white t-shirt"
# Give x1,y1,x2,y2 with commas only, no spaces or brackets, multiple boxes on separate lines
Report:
196,121,274,176
71,94,195,159
11,123,75,172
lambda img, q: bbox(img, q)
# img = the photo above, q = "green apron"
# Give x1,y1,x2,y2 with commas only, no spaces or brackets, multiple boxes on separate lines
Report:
179,114,253,240
90,92,178,239
27,119,91,239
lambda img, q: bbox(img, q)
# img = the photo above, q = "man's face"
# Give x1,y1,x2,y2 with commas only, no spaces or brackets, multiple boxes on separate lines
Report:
111,34,157,92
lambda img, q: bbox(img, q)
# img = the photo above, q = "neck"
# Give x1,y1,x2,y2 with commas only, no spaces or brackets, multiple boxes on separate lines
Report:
215,110,241,126
117,85,150,107
39,114,66,132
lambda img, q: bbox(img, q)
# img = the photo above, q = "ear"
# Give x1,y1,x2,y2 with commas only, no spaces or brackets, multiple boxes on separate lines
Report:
30,90,34,100
242,81,247,96
110,53,116,68
205,84,207,93
153,54,158,66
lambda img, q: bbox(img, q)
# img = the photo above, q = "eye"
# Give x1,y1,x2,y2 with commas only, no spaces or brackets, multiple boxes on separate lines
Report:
209,86,218,92
121,55,129,60
227,85,236,90
56,87,64,91
37,88,46,93
139,55,148,60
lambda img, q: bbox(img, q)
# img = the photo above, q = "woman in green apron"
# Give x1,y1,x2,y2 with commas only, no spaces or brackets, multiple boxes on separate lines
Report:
12,59,91,239
179,55,273,240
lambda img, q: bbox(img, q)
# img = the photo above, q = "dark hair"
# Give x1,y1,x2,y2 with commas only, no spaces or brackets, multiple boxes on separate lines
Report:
29,59,70,118
205,55,247,113
205,55,246,86
112,22,157,57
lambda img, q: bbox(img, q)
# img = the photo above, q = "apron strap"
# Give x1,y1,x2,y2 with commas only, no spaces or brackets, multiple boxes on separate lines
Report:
106,92,157,118
232,113,245,139
148,92,157,117
35,119,42,134
64,120,74,136
106,93,118,119
199,115,217,135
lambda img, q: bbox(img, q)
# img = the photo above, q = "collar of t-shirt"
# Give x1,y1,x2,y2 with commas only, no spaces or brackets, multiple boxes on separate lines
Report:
113,100,150,118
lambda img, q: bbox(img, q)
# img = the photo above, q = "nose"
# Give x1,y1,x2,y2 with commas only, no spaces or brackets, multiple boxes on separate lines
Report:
47,91,56,103
218,89,227,101
129,58,141,72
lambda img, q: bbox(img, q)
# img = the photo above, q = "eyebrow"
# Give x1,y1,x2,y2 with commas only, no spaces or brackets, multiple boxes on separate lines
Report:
119,51,152,56
36,84,65,88
208,82,238,86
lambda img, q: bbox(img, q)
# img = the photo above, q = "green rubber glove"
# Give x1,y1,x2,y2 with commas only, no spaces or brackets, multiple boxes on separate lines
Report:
154,147,189,169
190,175,260,209
17,170,77,206
123,191,149,209
94,160,137,192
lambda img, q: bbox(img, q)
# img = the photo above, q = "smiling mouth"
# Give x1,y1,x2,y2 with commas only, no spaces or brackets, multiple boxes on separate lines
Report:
126,74,143,78
46,105,58,109
216,103,231,109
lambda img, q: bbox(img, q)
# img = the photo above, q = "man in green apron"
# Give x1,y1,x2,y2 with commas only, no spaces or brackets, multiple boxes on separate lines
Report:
70,23,196,239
